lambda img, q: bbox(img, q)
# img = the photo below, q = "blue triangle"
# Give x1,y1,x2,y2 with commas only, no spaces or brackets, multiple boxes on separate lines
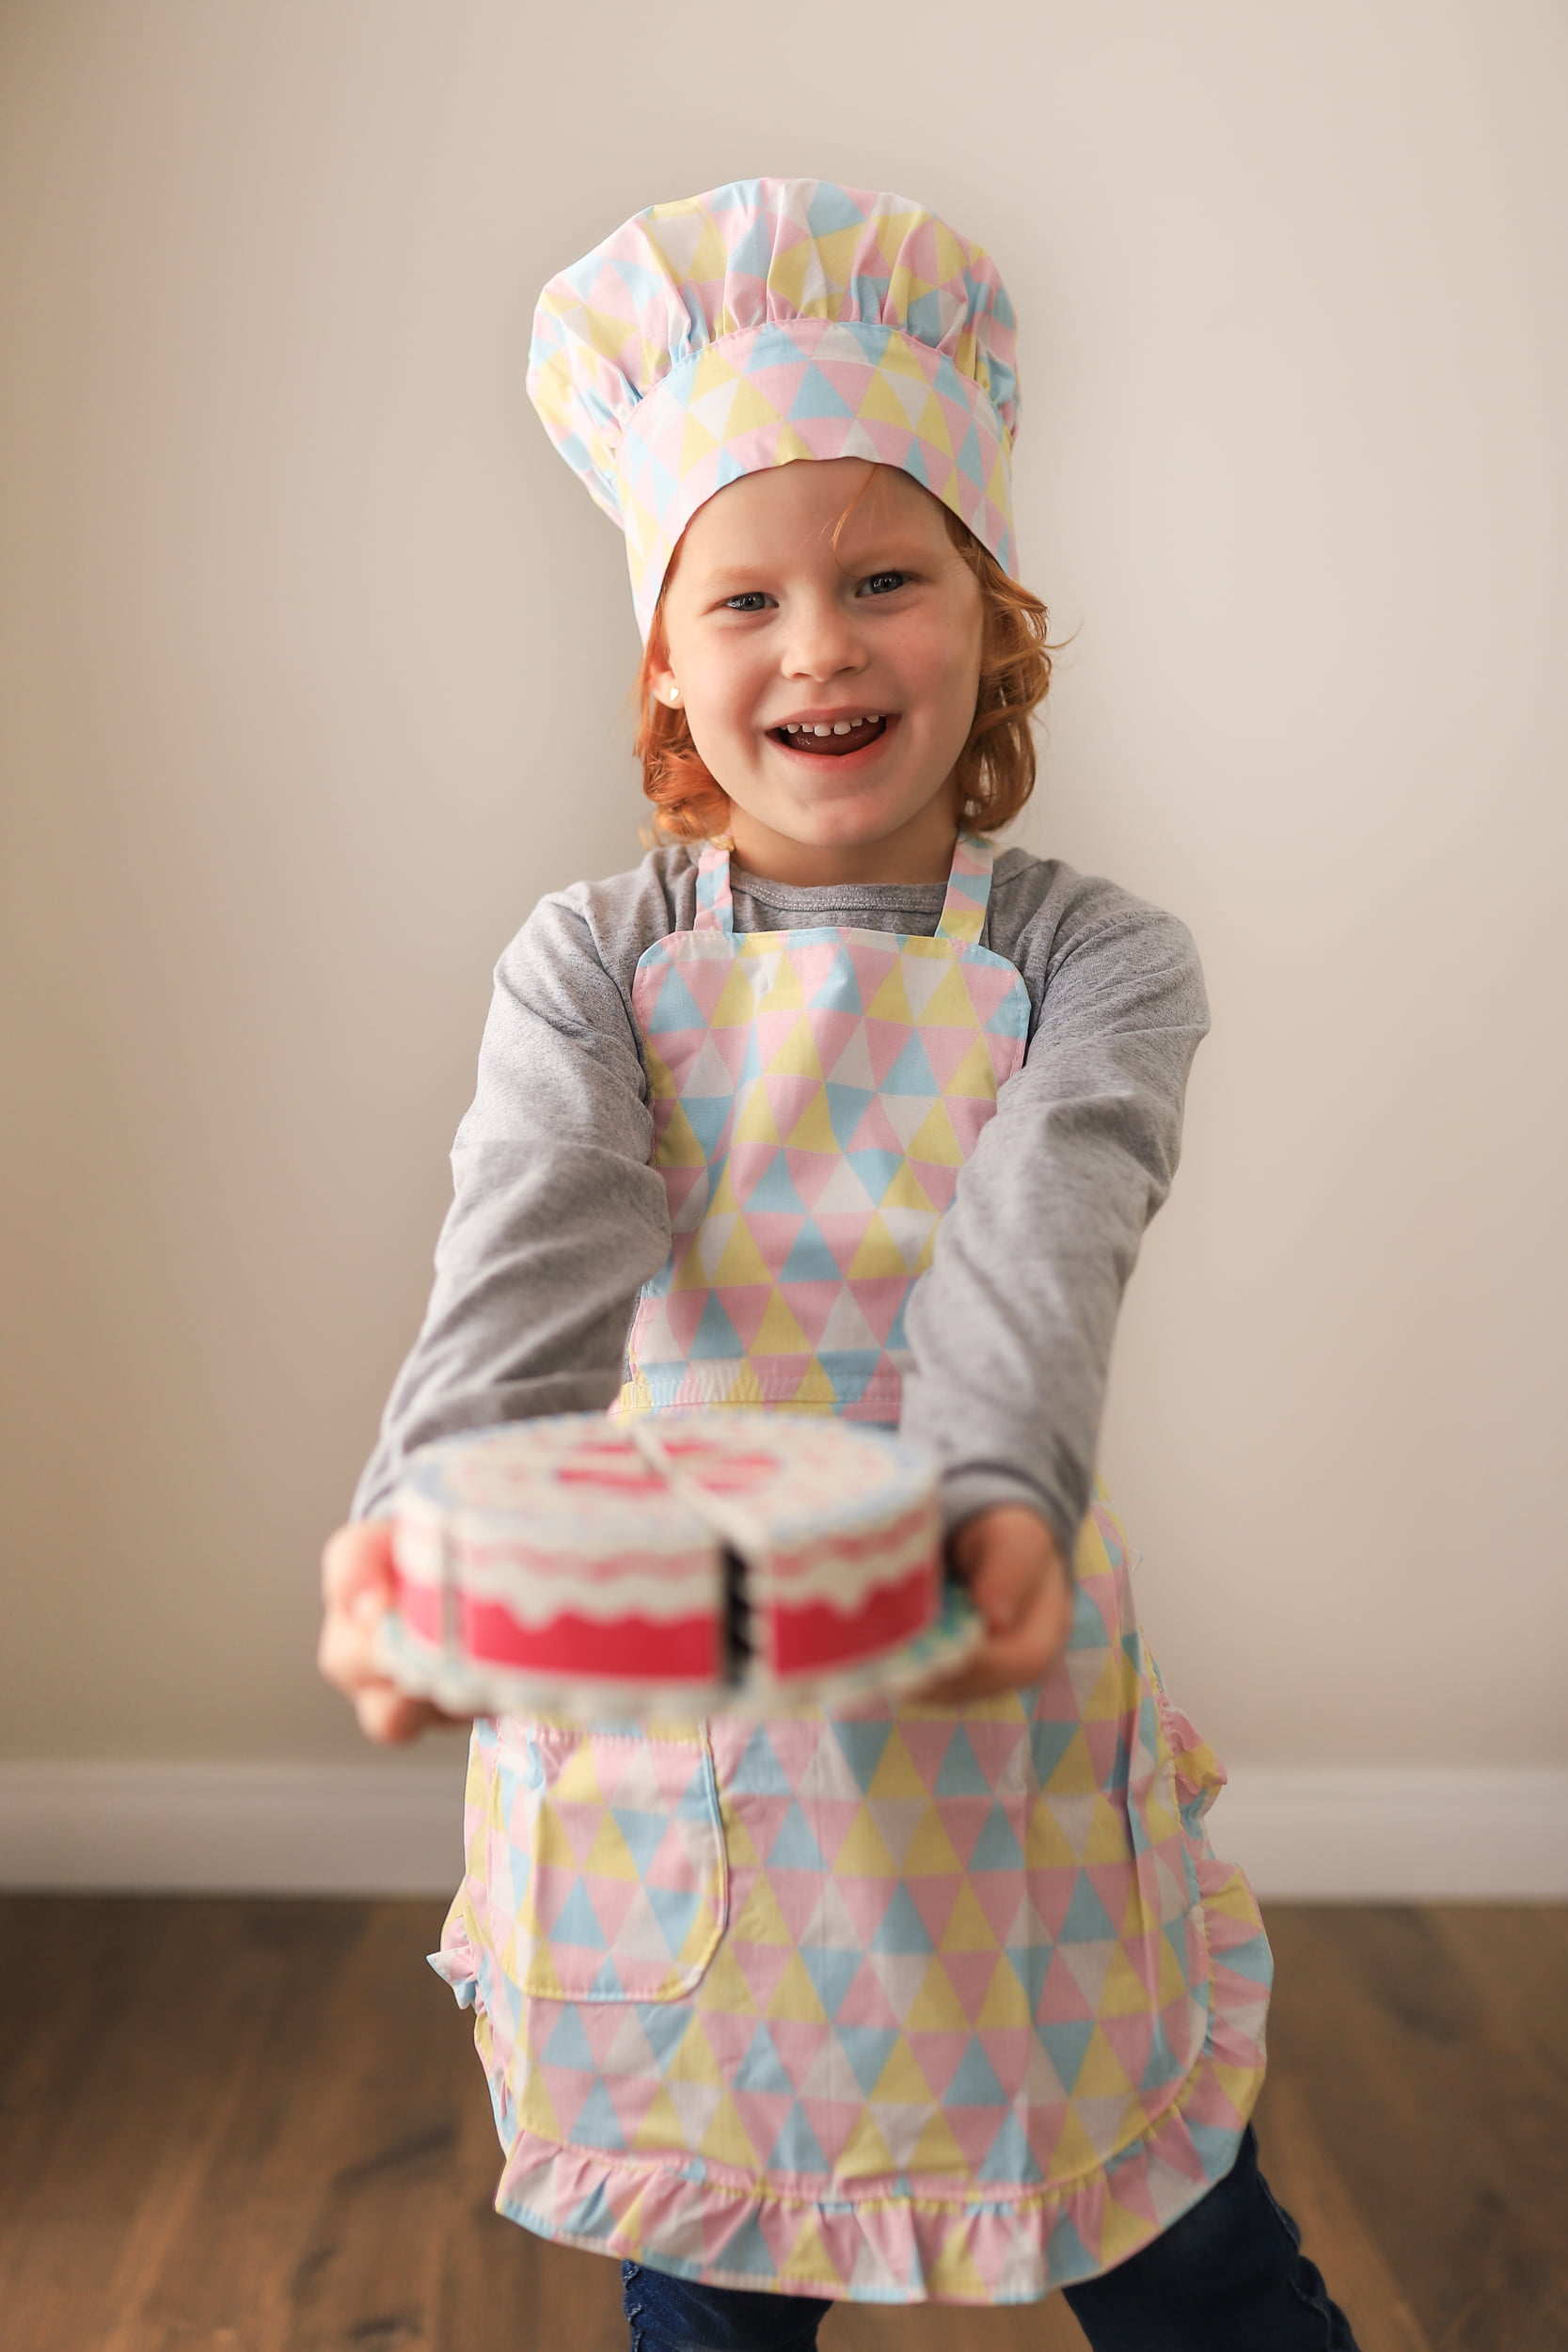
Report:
806,183,870,236
643,966,705,1035
565,2076,626,2150
816,1350,880,1404
871,1884,935,1954
788,362,856,421
645,1883,700,1954
731,1726,793,1793
1027,1720,1082,1785
684,1094,732,1157
586,1953,626,1999
881,1032,941,1096
834,2024,898,2095
829,1718,895,1791
768,2101,830,2178
1044,2211,1097,2286
551,1878,608,1951
946,2034,1008,2107
745,1152,806,1213
933,1725,992,1797
1223,1930,1275,1987
610,1804,668,1878
970,1804,1026,1871
560,2178,616,2236
975,2108,1042,2185
639,2003,694,2066
810,950,862,1011
900,437,932,490
1184,2117,1245,2184
1037,2016,1096,2091
778,1225,841,1283
824,1081,874,1149
767,1800,828,1871
675,1768,719,1823
542,2005,596,2069
1139,2014,1183,2095
955,420,987,488
689,1292,744,1360
1060,1873,1119,1944
847,1148,905,1200
904,289,945,346
734,2022,794,2095
799,1943,861,2020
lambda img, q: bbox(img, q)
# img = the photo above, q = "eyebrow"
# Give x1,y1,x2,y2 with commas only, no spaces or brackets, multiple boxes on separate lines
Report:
692,537,934,588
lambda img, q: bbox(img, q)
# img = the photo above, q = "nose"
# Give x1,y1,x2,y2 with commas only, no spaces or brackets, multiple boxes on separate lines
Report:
780,587,868,683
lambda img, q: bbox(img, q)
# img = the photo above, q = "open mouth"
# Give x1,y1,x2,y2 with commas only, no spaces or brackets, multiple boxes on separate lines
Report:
769,715,889,757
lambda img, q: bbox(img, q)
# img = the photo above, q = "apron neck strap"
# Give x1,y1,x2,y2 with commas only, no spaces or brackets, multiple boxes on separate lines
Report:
692,841,736,934
936,833,997,944
693,832,995,941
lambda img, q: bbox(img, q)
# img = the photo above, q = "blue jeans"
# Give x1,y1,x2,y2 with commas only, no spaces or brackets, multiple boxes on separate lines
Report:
620,2128,1361,2350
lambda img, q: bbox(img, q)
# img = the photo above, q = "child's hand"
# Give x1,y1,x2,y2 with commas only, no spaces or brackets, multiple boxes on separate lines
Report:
913,1504,1075,1705
317,1521,468,1744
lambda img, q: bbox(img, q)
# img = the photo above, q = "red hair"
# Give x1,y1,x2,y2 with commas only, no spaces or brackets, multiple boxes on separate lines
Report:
632,497,1054,843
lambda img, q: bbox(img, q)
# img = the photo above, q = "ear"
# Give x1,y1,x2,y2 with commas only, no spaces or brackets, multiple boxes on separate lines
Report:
646,660,682,710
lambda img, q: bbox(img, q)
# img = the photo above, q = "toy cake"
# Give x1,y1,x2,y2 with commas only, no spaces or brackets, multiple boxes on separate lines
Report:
380,1411,980,1715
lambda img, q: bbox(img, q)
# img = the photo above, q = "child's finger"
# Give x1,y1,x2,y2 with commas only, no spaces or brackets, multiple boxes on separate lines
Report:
321,1519,398,1610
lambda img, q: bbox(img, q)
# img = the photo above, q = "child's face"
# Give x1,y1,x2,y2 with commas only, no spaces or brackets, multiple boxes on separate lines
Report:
651,459,984,885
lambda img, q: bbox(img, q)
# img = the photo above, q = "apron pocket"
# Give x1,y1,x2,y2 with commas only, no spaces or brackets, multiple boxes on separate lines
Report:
489,1717,728,2002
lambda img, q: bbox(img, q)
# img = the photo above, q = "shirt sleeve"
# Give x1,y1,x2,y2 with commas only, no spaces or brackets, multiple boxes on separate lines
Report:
349,891,673,1519
898,873,1210,1556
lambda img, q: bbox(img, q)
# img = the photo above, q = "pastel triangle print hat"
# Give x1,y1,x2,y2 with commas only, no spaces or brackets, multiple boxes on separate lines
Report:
527,178,1022,638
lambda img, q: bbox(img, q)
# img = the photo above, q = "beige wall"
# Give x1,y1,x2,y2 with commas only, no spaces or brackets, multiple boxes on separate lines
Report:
3,0,1563,1774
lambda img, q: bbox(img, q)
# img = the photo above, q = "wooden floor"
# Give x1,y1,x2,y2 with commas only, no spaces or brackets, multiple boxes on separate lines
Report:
0,1900,1562,2350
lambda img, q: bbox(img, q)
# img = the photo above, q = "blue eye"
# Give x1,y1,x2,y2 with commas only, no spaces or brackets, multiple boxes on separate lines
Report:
861,570,909,596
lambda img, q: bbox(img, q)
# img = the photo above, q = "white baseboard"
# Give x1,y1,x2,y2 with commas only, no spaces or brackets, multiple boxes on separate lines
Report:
0,1760,1563,1900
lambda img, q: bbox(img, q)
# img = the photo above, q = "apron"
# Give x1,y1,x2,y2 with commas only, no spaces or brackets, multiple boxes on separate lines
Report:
434,836,1271,2304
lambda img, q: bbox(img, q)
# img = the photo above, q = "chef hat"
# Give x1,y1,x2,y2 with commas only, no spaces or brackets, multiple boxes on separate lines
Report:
527,178,1021,639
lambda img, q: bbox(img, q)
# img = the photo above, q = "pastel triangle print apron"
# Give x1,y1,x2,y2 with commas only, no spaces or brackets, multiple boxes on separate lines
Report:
435,835,1272,2305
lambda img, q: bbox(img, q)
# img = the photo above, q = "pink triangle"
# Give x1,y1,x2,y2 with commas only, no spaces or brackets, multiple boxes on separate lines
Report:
976,2026,1034,2093
846,1278,909,1344
971,1872,1027,1946
778,1279,843,1347
942,1951,999,2021
742,1208,807,1261
728,1144,787,1205
833,1878,899,1948
905,2028,970,2101
784,1148,839,1208
747,359,810,413
814,1213,872,1277
768,2018,832,2093
943,2102,1011,2171
732,1938,796,2013
936,1796,991,1869
921,1025,984,1085
763,1072,823,1136
713,1024,754,1080
583,1876,641,1945
721,1284,776,1351
805,1007,864,1065
646,1025,710,1082
908,1879,961,1946
681,957,738,1021
833,1955,900,2028
847,1098,906,1155
1100,2014,1157,2088
864,1017,914,1086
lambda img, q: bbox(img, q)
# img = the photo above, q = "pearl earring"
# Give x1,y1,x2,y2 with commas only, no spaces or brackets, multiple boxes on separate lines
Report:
666,684,682,705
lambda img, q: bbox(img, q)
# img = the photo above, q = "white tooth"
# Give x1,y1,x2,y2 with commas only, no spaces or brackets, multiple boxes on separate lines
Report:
813,723,832,736
865,715,879,724
783,722,798,732
832,721,852,736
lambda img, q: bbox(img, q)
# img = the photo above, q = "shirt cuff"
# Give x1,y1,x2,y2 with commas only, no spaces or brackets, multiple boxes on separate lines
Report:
938,1466,1082,1564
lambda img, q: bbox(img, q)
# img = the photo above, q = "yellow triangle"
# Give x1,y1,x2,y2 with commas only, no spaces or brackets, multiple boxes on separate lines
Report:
928,2226,990,2299
707,1159,742,1215
679,408,718,469
753,955,805,1010
1081,1652,1134,1724
856,371,917,430
723,376,783,437
712,963,761,1026
906,2107,968,2173
767,1951,829,2024
835,2106,899,2181
903,1803,965,1876
630,2084,689,2153
1082,1792,1135,1864
700,2093,761,2170
720,1807,760,1870
733,1868,794,1947
518,2064,562,2138
944,1035,1000,1100
718,1358,768,1408
832,1804,901,1878
693,1939,760,2018
753,1290,811,1355
914,390,955,458
583,1811,641,1881
676,1897,721,1972
847,1214,904,1279
1098,2192,1155,2269
1044,1728,1101,1796
865,1731,926,1800
789,1357,839,1408
905,1099,965,1168
905,1957,969,2031
879,1162,936,1213
1047,2104,1101,2176
939,1883,1001,1953
712,1221,773,1286
551,1739,604,1804
654,1100,707,1168
732,1086,783,1147
865,965,915,1024
869,2035,935,2105
520,1932,562,1999
1073,2025,1136,2099
665,2016,723,2087
915,961,977,1026
975,1953,1032,2028
766,1015,823,1078
778,2214,835,2288
784,1087,838,1153
532,1801,579,1873
1097,1943,1154,2019
1023,1797,1079,1870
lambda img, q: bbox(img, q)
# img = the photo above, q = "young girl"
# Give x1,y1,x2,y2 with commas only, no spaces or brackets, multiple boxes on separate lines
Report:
320,180,1358,2351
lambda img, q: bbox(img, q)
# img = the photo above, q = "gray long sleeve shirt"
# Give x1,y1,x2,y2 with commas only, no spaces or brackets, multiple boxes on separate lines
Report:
351,844,1209,1553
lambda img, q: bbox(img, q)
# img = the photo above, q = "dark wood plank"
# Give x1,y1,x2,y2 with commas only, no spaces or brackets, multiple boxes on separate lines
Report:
1,1899,1563,2349
1261,1904,1568,2352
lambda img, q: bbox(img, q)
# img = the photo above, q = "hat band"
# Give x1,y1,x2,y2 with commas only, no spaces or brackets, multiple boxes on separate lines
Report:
616,317,1015,637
